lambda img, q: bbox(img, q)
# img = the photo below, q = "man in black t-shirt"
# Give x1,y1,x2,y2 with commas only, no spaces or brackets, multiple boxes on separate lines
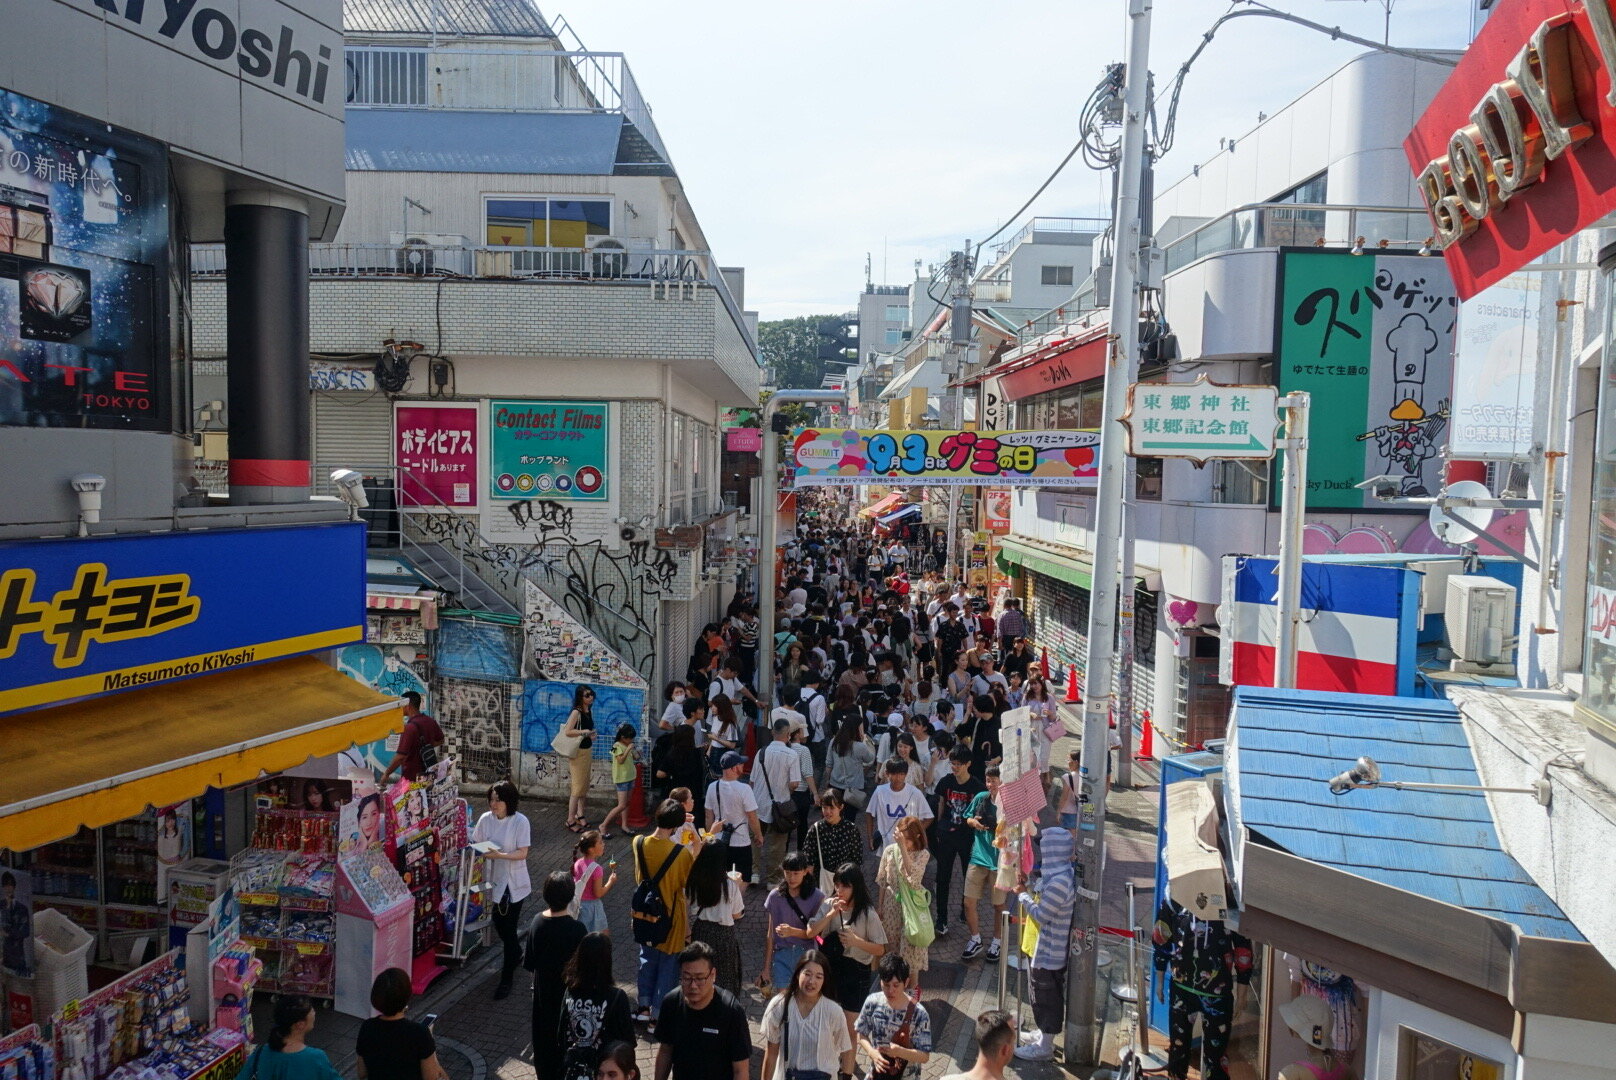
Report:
653,942,751,1080
931,747,986,938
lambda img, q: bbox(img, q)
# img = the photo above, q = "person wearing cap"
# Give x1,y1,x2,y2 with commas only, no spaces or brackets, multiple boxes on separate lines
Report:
753,715,804,888
705,752,762,884
1277,995,1346,1080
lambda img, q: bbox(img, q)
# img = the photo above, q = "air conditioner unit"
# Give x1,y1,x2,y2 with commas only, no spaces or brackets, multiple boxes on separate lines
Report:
1446,575,1516,671
586,235,636,278
388,233,470,277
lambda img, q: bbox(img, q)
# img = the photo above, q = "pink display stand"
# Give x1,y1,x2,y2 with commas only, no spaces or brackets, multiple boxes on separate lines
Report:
331,851,413,1019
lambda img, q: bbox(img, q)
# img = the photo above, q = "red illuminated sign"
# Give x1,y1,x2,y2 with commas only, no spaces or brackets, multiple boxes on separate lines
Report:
1405,0,1616,298
999,336,1107,401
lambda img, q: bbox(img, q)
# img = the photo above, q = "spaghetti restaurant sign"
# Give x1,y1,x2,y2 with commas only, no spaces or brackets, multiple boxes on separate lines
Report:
1405,0,1616,298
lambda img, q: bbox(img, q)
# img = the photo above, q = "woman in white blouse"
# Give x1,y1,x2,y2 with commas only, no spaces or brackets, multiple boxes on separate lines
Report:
469,779,531,999
761,951,854,1080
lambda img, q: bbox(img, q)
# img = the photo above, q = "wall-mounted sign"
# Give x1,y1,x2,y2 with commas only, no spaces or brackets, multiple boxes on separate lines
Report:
725,426,761,452
979,377,1006,431
0,523,366,713
1404,0,1616,298
0,88,169,431
1451,273,1539,459
982,489,1011,533
1275,251,1458,509
789,428,1100,487
488,399,609,502
396,403,477,508
998,335,1107,401
1122,376,1280,462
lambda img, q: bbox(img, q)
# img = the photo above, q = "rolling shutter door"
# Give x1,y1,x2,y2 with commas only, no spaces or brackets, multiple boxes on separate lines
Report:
311,392,393,496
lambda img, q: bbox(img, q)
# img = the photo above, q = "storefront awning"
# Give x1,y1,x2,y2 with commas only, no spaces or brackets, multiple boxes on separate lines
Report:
877,505,921,525
859,493,905,518
1,656,404,852
996,537,1096,590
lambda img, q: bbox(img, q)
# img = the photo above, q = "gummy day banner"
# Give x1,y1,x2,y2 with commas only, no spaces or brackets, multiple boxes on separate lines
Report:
789,428,1100,487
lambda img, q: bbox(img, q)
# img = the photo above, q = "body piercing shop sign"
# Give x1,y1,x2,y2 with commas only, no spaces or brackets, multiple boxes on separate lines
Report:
1406,0,1616,299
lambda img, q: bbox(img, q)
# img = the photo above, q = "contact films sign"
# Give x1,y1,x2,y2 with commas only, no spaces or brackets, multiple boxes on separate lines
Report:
489,400,609,501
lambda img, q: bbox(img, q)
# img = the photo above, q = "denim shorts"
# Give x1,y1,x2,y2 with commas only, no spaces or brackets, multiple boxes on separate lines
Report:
577,898,607,933
615,780,634,792
771,944,805,991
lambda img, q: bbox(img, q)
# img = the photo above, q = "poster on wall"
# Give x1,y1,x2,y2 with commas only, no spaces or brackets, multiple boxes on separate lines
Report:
982,489,1011,533
1451,272,1538,460
0,868,32,977
790,428,1100,487
0,88,169,430
1275,250,1458,509
396,404,477,507
488,399,609,501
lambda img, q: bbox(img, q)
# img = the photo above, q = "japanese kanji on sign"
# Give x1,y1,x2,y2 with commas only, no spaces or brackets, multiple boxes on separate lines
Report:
1121,375,1280,463
396,404,478,507
788,428,1100,487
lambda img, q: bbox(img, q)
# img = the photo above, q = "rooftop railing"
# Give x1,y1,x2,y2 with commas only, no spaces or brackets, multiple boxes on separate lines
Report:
1161,202,1431,273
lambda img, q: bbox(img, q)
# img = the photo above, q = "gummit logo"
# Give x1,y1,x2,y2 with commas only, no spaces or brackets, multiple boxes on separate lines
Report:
80,0,335,105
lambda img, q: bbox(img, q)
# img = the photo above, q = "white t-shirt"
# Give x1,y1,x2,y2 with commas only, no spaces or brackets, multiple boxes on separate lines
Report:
762,993,854,1080
660,700,686,729
866,782,932,843
752,741,803,823
690,877,746,926
800,690,829,742
706,778,759,846
971,671,1009,697
470,811,532,903
710,676,745,703
706,714,742,750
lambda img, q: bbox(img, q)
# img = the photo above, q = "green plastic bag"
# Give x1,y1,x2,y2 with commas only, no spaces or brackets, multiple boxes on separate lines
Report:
896,874,936,949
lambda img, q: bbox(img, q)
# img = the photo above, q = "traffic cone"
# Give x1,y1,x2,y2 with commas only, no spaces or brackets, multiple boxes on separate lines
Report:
625,763,650,830
1064,663,1082,704
1137,711,1155,760
1040,648,1051,681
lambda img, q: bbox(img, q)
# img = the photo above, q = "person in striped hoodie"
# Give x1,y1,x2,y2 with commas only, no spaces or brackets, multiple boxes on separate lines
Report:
1012,826,1074,1061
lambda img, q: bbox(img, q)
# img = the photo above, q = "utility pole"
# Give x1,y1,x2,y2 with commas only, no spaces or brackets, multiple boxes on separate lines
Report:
942,245,974,580
758,389,849,712
1067,0,1152,1065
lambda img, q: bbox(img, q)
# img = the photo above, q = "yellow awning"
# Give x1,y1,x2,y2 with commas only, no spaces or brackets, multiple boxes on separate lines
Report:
1,656,404,851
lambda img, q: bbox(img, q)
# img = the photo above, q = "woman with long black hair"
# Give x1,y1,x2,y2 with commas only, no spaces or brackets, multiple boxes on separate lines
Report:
561,685,597,831
557,933,635,1080
760,951,854,1080
685,841,745,996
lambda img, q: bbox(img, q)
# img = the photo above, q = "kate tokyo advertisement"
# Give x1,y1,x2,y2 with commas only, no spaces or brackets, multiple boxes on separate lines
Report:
0,87,169,430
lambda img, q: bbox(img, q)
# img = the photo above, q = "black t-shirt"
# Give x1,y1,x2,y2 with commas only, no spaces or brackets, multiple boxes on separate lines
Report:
356,1017,435,1080
577,710,595,750
933,773,985,842
653,986,751,1080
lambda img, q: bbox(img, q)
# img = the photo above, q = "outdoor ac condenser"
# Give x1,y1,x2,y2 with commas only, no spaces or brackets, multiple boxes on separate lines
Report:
1446,575,1516,671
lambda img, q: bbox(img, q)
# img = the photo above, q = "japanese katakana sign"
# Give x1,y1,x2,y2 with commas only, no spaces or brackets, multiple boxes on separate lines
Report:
1121,376,1280,463
1277,251,1458,509
396,404,478,508
489,400,610,502
788,429,1100,487
0,523,366,713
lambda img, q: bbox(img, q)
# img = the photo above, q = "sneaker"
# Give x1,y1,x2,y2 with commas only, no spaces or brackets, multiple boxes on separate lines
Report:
962,936,983,962
986,940,1001,962
935,923,949,938
750,872,762,886
632,1008,653,1024
1014,1040,1054,1062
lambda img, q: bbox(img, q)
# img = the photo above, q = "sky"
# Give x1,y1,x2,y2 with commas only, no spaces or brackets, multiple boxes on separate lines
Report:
558,0,1477,323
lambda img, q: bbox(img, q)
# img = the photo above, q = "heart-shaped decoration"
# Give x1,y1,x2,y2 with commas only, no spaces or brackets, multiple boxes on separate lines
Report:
1167,598,1199,627
1302,522,1397,555
24,268,86,317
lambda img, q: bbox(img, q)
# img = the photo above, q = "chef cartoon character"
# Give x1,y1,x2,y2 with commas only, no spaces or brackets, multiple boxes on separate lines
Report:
1358,312,1448,496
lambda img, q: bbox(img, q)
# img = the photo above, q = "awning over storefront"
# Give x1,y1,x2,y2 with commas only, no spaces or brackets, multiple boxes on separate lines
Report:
996,537,1096,590
1227,686,1616,1024
859,493,905,518
877,505,921,525
1,656,404,852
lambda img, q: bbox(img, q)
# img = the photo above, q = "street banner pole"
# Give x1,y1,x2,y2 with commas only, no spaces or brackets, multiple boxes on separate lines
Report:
1273,392,1310,688
1067,0,1152,1064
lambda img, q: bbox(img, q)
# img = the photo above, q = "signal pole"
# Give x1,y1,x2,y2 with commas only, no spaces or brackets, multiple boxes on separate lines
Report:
942,245,973,579
1067,0,1152,1065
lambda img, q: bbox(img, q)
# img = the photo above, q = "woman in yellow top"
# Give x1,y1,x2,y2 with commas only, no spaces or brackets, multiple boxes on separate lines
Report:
599,723,639,840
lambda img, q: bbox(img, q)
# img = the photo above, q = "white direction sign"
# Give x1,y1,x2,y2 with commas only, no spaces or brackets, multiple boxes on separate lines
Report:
1121,375,1279,463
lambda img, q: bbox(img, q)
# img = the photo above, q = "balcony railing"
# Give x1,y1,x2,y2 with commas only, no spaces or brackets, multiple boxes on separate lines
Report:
1162,202,1431,273
344,46,669,167
991,216,1109,262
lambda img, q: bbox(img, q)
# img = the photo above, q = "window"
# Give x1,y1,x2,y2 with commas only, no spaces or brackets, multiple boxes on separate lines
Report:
691,420,712,517
886,305,906,323
1136,457,1162,501
1041,265,1074,287
1212,459,1269,504
670,413,688,519
885,329,902,346
346,48,426,105
1264,172,1327,246
484,198,611,248
1271,172,1327,205
1396,1029,1503,1080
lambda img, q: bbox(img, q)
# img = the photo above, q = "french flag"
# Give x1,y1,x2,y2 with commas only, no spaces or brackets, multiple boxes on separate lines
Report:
1221,556,1416,697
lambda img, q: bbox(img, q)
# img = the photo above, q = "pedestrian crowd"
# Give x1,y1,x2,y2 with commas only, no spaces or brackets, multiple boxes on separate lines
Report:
244,491,1080,1080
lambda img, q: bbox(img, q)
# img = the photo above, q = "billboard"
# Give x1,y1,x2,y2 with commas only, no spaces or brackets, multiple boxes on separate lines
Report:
0,523,366,713
0,88,169,431
1451,273,1539,459
789,428,1100,487
396,403,478,508
488,400,609,501
1275,251,1458,509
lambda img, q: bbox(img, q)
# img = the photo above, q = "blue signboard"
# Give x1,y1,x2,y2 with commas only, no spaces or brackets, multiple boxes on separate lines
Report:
519,680,645,759
0,523,367,713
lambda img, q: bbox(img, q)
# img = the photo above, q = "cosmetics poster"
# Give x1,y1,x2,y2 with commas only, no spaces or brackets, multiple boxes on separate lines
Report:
0,87,169,431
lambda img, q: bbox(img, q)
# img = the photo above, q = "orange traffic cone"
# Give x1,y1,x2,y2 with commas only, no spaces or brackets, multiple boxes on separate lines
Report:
1136,712,1155,760
1040,648,1051,681
1064,663,1082,704
625,763,650,830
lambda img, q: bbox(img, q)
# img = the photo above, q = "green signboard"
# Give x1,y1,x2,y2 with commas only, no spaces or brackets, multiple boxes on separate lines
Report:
1275,250,1457,510
489,400,610,501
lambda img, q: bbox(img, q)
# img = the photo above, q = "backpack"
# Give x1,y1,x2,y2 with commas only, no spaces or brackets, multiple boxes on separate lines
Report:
409,716,444,771
630,836,685,947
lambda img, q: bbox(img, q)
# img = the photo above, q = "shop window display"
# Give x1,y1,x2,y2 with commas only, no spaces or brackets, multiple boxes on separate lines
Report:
1268,955,1368,1080
1151,899,1263,1080
1396,1029,1502,1080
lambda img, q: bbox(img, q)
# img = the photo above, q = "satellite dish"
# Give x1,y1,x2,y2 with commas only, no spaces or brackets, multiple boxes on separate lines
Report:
1430,480,1495,546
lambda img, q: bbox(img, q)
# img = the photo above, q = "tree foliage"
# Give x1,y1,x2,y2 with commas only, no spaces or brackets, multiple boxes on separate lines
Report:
758,313,853,390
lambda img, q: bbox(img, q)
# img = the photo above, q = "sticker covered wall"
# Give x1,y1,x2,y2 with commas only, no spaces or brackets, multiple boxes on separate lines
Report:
0,87,169,431
1275,251,1458,509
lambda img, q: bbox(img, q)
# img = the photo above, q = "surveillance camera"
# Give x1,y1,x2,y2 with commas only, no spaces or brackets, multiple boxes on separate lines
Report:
70,473,106,531
1354,474,1402,501
70,473,106,494
1326,755,1381,795
329,468,370,509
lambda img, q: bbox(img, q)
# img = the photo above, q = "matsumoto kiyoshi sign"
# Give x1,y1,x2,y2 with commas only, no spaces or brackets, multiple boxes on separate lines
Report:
489,400,609,501
1276,251,1458,510
789,428,1100,487
0,524,367,714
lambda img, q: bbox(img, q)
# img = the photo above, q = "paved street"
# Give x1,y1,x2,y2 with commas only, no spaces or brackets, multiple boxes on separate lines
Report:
290,710,1161,1080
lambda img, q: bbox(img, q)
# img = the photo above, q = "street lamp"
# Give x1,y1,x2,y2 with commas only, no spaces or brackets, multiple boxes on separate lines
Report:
1326,754,1550,805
